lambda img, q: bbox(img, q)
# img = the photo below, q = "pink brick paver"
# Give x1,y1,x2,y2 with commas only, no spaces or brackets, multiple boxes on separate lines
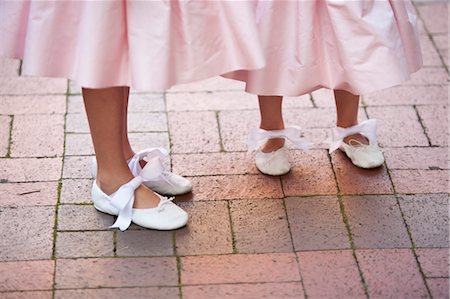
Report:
179,175,283,201
55,231,114,258
357,249,429,298
172,152,258,176
116,230,174,257
181,253,300,285
366,105,429,147
298,250,366,298
57,205,114,231
0,260,54,291
62,155,94,179
229,199,293,253
0,157,62,182
0,181,58,207
285,196,350,251
11,114,65,158
343,195,411,249
0,77,67,95
0,115,10,157
405,67,449,86
416,3,448,35
416,248,449,278
391,169,449,194
55,257,178,289
427,278,450,299
0,206,55,261
168,111,221,153
0,2,447,297
383,147,448,170
183,282,305,299
398,194,449,248
175,201,233,255
167,91,257,111
420,33,445,67
0,95,66,115
55,288,179,299
332,151,394,195
417,104,449,147
1,291,53,299
59,179,92,204
0,57,20,77
282,150,338,196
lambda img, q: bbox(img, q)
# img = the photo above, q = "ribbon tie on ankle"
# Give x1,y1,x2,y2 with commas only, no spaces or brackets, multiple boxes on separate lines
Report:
109,156,169,231
328,119,378,154
247,126,311,152
128,148,168,176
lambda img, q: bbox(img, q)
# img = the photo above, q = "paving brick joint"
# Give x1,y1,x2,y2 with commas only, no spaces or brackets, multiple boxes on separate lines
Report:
0,2,448,299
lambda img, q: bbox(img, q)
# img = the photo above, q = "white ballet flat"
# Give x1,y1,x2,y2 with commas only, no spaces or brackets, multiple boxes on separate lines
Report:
91,160,188,231
247,127,311,176
255,146,291,176
91,148,192,196
329,119,385,169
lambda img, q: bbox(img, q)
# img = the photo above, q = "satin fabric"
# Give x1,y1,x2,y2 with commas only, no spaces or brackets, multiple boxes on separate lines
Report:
0,0,265,91
225,0,423,96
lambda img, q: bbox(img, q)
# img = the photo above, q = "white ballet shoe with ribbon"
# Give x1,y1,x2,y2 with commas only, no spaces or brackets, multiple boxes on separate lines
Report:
92,158,188,231
328,119,385,169
91,148,192,196
247,126,311,176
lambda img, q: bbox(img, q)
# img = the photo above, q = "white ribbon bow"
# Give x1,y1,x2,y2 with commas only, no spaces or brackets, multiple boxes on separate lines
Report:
328,119,378,154
128,148,169,177
109,149,172,231
247,126,311,152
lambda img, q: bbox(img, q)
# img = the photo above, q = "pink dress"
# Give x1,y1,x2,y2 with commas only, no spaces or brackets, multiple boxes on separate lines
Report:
0,1,265,91
225,0,423,96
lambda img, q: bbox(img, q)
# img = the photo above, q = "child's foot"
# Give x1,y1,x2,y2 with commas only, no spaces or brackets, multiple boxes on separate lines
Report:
96,171,161,208
92,148,192,196
256,137,290,175
255,144,291,176
248,126,310,176
330,120,385,169
93,171,188,231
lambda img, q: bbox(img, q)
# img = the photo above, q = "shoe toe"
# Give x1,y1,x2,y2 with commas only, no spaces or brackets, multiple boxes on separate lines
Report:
132,202,188,230
343,145,385,169
255,148,291,176
171,175,193,194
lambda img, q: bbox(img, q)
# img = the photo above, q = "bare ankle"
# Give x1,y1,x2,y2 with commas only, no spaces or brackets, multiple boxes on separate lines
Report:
96,169,134,195
124,150,135,161
336,121,358,128
260,122,285,131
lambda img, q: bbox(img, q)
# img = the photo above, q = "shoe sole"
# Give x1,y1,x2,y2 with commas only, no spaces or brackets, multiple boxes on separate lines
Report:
257,167,291,176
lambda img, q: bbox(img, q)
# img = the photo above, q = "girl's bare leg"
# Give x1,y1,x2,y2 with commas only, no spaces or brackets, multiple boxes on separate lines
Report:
334,90,369,144
82,87,160,208
121,87,135,160
258,95,286,152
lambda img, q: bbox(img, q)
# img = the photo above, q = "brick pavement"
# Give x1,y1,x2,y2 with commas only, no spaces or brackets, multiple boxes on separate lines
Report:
0,2,448,299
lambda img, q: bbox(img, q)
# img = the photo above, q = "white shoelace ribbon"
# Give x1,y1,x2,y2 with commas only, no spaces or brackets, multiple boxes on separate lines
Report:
128,148,168,176
247,126,311,152
328,119,378,154
109,153,173,231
